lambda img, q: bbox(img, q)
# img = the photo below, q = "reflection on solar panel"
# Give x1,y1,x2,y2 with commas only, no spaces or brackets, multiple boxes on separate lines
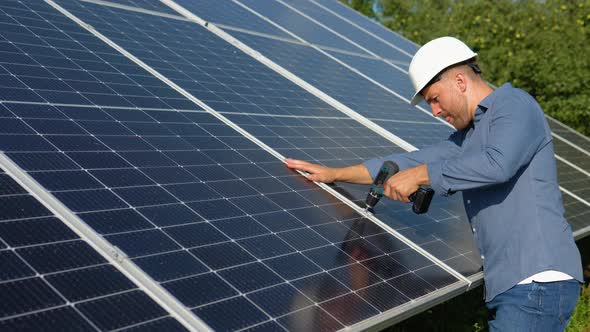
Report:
0,0,588,331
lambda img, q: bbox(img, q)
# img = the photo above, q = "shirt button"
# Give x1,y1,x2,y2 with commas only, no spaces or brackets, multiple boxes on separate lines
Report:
467,200,471,204
481,255,485,260
472,227,476,234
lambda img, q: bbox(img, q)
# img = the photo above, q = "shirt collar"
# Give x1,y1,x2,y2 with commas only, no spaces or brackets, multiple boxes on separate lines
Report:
473,83,512,125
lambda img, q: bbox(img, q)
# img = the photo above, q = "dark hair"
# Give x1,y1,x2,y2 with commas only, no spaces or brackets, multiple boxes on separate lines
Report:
423,57,481,91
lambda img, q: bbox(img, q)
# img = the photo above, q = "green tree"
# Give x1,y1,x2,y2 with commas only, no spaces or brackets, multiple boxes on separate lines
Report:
345,0,590,136
339,0,377,18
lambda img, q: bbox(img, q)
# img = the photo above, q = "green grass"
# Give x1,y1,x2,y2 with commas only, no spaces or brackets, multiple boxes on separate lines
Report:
567,282,590,332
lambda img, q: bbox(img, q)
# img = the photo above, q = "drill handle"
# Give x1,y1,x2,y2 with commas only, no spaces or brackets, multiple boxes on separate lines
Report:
409,187,435,214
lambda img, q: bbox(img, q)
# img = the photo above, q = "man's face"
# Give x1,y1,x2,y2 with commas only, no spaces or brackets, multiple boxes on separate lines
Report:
422,76,471,130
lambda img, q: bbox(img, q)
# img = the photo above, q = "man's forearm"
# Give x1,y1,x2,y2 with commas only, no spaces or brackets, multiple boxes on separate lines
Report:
334,164,373,184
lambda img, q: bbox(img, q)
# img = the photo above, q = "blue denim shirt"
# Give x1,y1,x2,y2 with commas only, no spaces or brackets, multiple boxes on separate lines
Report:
363,83,583,301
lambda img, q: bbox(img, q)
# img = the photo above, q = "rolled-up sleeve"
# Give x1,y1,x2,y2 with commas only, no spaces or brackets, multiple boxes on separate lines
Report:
363,130,464,180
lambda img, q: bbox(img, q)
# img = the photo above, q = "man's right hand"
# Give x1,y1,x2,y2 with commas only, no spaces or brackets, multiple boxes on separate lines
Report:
285,158,373,185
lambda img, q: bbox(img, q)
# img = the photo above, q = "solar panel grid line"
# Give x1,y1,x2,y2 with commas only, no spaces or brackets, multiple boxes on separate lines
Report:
227,0,453,130
30,1,472,330
309,0,420,54
161,0,417,153
555,154,590,178
553,132,590,158
347,280,466,331
210,22,312,46
308,0,415,58
0,144,204,330
0,100,196,114
274,0,407,71
547,115,590,144
79,0,190,22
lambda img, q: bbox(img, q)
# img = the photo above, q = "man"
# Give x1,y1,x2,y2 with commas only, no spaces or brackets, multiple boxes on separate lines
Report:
286,36,582,331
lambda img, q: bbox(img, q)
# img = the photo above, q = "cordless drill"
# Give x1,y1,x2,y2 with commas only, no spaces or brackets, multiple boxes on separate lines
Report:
365,161,434,214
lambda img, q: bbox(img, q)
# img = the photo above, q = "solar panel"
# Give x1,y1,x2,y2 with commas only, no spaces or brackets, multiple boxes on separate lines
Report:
309,0,420,54
172,0,296,40
228,0,370,54
0,0,472,330
267,0,411,65
0,166,186,331
59,0,480,277
2,0,588,330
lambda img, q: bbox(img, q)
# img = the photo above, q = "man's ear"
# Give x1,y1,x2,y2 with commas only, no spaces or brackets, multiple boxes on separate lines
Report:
455,72,468,93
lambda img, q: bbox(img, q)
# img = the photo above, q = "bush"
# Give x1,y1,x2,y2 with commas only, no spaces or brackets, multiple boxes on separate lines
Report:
343,0,590,136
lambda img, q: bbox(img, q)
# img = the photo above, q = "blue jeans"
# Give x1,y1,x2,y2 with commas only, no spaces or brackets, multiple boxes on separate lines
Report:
486,280,581,332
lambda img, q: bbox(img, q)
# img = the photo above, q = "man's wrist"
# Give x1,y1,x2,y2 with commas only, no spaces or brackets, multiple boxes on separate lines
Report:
417,164,430,186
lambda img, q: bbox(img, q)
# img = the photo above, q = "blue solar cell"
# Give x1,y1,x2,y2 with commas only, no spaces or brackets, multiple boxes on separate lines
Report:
187,199,245,220
291,272,349,302
388,273,436,299
33,170,103,191
266,191,314,209
0,307,94,332
138,203,202,227
321,292,380,325
163,222,228,248
252,210,306,232
237,233,296,259
212,216,270,239
140,167,198,184
76,291,168,331
278,227,330,250
120,317,188,332
219,262,283,293
248,283,313,317
303,244,353,270
164,182,221,202
264,252,322,280
114,185,178,206
191,241,256,270
0,195,53,221
46,265,136,302
277,305,343,331
163,273,238,308
289,206,335,226
0,250,34,281
0,278,64,317
0,174,27,195
193,296,268,331
0,217,76,247
230,195,283,214
132,251,208,282
78,208,154,234
106,229,181,257
17,240,106,274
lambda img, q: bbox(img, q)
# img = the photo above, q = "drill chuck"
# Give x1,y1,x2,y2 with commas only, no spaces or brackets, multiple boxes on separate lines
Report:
365,161,434,214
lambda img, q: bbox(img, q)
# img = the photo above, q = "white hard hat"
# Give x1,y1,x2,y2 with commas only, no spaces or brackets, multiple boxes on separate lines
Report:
409,36,477,106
